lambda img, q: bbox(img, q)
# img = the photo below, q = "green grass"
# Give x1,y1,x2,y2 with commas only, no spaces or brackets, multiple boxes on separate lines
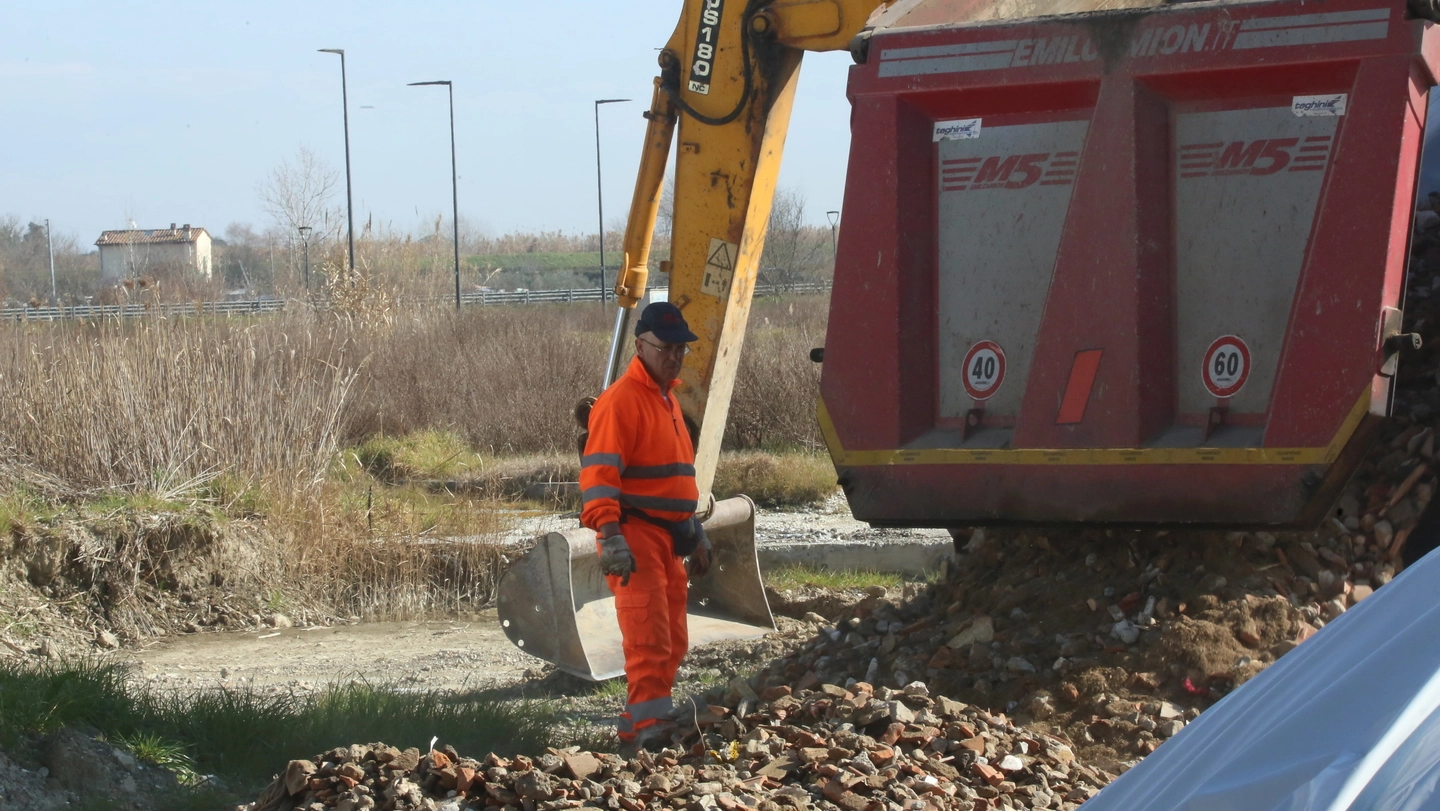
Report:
86,490,204,515
352,430,481,482
713,451,838,507
109,730,202,784
588,677,628,700
0,489,64,535
764,564,906,592
0,659,561,805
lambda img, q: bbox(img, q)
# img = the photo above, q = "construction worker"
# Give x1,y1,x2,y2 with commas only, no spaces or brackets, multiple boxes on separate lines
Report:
580,301,713,753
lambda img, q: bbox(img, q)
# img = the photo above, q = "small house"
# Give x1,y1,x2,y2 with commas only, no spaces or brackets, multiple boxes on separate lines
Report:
95,223,212,281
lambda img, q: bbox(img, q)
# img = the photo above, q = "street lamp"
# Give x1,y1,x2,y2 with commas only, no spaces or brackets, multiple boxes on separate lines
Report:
45,219,56,306
409,80,462,311
318,48,356,278
297,225,313,294
826,210,840,272
594,98,630,306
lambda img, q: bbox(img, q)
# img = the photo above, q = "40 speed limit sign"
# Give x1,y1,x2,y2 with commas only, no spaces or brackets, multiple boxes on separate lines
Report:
962,341,1006,400
1202,335,1251,398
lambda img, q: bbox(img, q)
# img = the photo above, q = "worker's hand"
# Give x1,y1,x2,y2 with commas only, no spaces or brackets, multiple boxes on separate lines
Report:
686,528,713,578
599,533,637,586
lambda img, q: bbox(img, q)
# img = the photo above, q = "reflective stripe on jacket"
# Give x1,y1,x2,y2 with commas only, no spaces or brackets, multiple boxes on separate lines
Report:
580,356,699,531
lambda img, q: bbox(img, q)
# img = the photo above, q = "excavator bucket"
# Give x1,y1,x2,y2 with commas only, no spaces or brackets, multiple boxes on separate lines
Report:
496,496,774,681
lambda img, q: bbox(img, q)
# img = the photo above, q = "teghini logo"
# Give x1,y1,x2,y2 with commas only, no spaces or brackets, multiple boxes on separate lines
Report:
1292,94,1347,117
933,118,982,142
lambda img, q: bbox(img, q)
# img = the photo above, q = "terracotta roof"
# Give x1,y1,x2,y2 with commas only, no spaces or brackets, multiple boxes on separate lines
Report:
95,225,209,247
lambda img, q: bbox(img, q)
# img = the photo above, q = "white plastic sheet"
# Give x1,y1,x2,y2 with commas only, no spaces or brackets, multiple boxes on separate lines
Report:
1082,548,1440,811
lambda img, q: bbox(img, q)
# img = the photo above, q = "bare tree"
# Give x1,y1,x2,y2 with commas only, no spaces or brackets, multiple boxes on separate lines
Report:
656,174,675,240
761,188,828,290
259,146,341,240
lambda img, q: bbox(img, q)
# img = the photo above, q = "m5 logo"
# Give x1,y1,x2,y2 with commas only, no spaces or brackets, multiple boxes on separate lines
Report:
940,151,1079,192
1179,135,1333,178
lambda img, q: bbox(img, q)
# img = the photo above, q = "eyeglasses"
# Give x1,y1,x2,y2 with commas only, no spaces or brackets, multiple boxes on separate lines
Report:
639,338,691,356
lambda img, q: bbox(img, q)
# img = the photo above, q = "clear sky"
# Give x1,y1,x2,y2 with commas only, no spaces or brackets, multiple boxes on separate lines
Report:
0,1,858,245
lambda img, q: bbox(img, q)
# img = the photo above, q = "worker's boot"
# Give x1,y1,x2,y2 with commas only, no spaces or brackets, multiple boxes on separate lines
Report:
618,721,679,759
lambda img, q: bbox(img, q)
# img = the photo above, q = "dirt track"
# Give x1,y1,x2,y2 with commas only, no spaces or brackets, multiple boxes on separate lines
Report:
125,613,534,695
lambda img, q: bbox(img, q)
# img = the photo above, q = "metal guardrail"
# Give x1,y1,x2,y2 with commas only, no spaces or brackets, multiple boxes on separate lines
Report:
1,281,831,322
1,298,287,322
460,280,831,305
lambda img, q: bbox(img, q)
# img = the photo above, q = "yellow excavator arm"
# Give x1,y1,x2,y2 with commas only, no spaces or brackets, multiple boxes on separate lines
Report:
604,0,894,500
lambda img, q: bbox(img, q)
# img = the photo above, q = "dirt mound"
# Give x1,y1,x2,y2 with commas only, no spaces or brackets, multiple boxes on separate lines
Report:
0,729,194,811
0,511,318,658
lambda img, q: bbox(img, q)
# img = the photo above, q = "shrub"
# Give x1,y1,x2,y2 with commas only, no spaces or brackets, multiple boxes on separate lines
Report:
712,451,837,507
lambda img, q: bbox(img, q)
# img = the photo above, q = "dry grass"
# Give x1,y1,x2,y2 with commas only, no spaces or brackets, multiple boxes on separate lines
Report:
344,305,609,454
261,487,508,621
727,297,828,451
346,294,829,454
0,316,356,494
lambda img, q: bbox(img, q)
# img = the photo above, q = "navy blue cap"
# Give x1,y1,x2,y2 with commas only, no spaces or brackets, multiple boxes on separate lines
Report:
635,302,698,343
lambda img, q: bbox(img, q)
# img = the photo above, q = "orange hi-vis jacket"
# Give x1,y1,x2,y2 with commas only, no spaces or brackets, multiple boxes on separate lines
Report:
580,356,699,532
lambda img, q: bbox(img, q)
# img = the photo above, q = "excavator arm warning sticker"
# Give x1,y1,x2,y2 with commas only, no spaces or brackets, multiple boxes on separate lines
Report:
688,0,725,95
701,238,738,298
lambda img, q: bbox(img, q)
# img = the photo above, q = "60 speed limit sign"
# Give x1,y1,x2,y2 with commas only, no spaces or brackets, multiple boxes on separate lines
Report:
962,341,1006,400
1202,335,1251,398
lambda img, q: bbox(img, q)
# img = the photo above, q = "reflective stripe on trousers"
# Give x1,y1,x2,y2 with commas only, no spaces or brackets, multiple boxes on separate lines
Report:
616,696,675,733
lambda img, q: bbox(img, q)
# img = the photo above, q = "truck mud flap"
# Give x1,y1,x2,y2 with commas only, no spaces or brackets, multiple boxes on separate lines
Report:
496,495,775,681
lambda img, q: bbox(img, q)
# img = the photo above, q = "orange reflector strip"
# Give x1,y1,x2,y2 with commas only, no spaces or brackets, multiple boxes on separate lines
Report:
1057,349,1104,425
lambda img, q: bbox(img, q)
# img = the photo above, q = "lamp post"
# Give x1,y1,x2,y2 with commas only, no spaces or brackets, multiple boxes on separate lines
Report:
409,79,462,311
318,48,356,278
45,219,56,305
297,225,313,294
826,210,840,272
594,98,630,306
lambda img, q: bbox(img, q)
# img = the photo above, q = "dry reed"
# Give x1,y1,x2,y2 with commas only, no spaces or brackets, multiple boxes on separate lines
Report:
0,294,829,490
0,316,358,494
347,294,828,454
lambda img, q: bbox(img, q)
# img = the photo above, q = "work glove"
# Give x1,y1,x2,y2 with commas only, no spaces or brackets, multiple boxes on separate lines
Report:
599,533,637,586
685,527,713,578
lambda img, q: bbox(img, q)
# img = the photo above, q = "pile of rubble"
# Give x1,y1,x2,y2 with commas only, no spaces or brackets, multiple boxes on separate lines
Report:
749,456,1419,765
246,680,1117,811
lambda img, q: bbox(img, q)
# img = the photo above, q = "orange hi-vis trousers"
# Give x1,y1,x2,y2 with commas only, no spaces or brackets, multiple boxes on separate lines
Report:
600,519,689,741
